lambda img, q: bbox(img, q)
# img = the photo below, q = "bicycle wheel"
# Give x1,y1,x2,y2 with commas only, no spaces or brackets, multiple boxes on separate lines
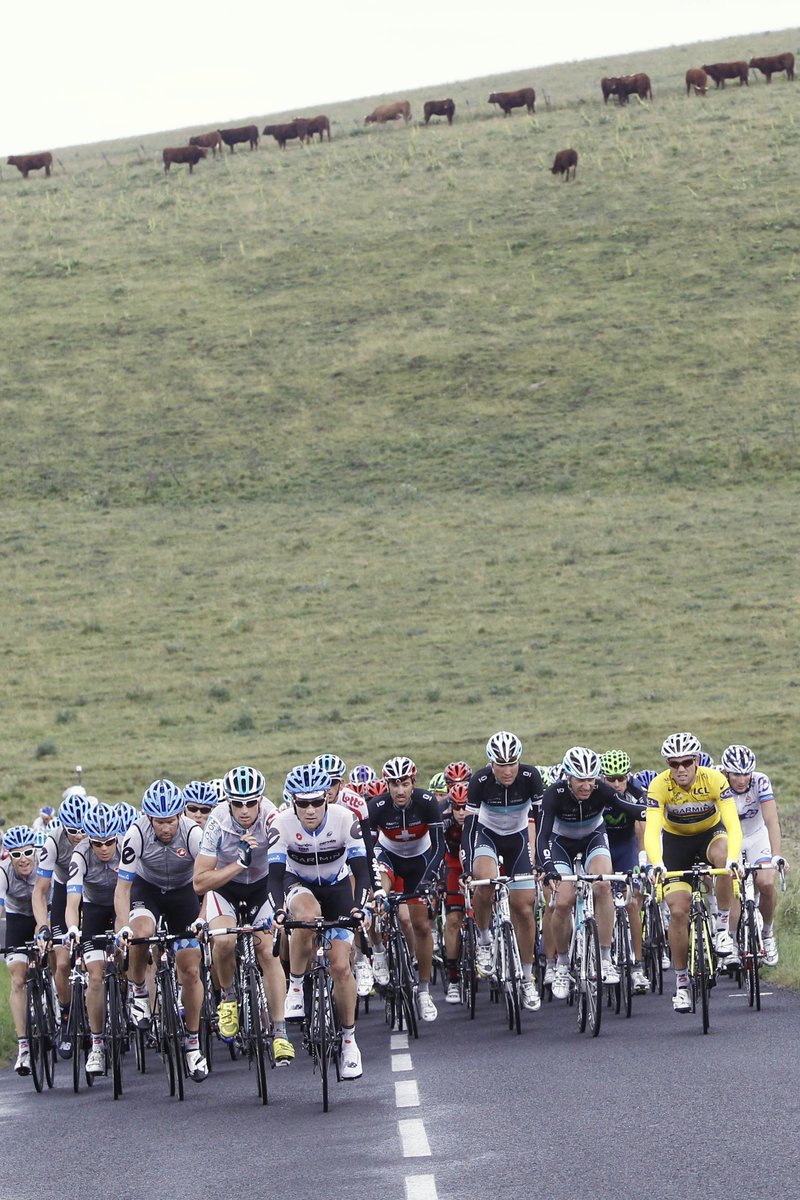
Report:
692,913,710,1034
69,981,85,1093
395,933,419,1039
157,973,183,1099
42,971,58,1088
584,916,602,1038
459,915,477,1019
644,898,665,994
615,909,633,1019
26,981,46,1093
314,968,331,1112
746,905,761,1011
105,976,124,1100
246,966,269,1106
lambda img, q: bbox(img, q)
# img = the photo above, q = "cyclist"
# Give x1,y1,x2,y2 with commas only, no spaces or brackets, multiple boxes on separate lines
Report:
368,756,444,1022
441,782,469,1003
65,803,122,1076
33,789,93,1059
600,750,649,994
444,761,472,790
429,772,448,802
268,762,372,1080
114,780,208,1082
1,825,39,1075
193,765,294,1064
114,803,139,835
311,753,377,998
537,746,647,1000
181,780,219,829
719,744,783,966
463,730,543,1012
349,764,377,797
643,732,742,1013
32,806,56,833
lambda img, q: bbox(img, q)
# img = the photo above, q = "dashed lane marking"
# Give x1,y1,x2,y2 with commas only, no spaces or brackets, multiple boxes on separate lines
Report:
391,1032,409,1050
404,1174,438,1199
395,1079,420,1108
392,1052,414,1072
398,1118,432,1157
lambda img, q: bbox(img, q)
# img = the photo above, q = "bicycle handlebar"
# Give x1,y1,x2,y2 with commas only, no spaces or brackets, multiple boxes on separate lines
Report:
271,915,362,957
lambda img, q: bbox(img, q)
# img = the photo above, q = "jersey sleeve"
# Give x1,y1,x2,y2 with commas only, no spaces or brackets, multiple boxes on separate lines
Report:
66,848,88,894
717,790,743,862
36,835,59,879
643,779,667,865
117,826,143,882
198,815,223,859
0,864,8,907
345,815,367,860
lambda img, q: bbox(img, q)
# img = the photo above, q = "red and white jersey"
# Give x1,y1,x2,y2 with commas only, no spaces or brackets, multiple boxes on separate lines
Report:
336,784,368,822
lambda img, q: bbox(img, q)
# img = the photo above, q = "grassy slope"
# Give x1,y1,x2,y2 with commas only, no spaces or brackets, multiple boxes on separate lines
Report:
0,29,799,994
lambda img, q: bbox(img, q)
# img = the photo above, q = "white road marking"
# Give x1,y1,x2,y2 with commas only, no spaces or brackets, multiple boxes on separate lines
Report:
392,1052,414,1071
405,1174,438,1199
391,1032,409,1050
399,1119,432,1157
395,1079,421,1108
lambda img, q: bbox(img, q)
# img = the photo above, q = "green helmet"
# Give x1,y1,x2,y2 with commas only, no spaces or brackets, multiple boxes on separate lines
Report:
600,750,631,777
535,764,551,787
428,771,447,794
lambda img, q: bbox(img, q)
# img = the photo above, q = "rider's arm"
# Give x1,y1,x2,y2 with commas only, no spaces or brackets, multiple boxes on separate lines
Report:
643,792,665,867
32,874,52,929
717,792,743,863
192,851,242,896
534,789,556,871
349,854,373,912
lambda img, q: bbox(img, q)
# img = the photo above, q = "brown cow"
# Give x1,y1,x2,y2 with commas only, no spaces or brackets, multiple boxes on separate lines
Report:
7,151,53,178
488,87,535,115
685,68,708,97
365,100,412,124
163,145,207,173
551,148,578,181
615,73,653,103
304,115,331,142
423,98,455,125
601,77,620,104
749,53,795,82
219,124,260,151
189,131,223,156
263,120,310,149
702,61,749,87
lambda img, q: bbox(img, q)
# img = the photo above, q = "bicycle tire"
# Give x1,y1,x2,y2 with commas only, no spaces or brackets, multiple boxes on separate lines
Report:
105,976,124,1100
315,968,330,1112
615,909,633,1019
157,973,181,1098
502,923,522,1035
396,933,419,1039
644,898,665,995
247,965,269,1106
460,916,477,1018
42,971,58,1088
693,912,710,1034
747,904,761,1011
69,979,85,1093
584,916,602,1037
26,981,45,1093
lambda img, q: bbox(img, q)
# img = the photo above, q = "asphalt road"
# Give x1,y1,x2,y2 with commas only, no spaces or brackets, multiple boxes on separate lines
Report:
1,969,796,1200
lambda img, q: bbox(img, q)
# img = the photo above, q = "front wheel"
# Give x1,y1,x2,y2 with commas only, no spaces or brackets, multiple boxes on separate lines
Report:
26,982,46,1093
584,917,602,1038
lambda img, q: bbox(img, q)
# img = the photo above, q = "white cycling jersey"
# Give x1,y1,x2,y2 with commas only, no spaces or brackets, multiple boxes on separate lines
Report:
198,799,277,884
732,771,774,836
268,804,366,887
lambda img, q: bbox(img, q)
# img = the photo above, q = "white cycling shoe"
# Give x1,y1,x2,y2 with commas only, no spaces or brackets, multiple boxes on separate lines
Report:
601,960,620,985
631,967,650,994
372,950,390,987
15,1047,31,1076
445,982,461,1004
475,944,494,978
285,986,305,1021
520,980,541,1011
551,965,571,1001
339,1036,362,1080
763,934,779,966
186,1047,208,1082
354,959,374,997
672,987,692,1014
130,992,151,1030
417,991,438,1022
86,1046,106,1075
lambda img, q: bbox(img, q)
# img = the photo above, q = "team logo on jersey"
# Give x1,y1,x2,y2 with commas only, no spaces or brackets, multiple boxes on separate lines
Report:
121,845,136,865
176,848,187,857
295,833,303,842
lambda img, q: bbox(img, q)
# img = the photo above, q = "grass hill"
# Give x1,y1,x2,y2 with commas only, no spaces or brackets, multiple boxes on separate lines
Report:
1,26,798,830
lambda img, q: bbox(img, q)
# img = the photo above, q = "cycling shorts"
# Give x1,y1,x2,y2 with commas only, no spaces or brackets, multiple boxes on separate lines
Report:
50,880,67,936
207,878,272,928
662,822,726,893
4,913,36,964
442,861,465,912
285,875,357,942
472,827,534,889
741,827,772,868
81,902,116,963
549,828,610,876
130,878,200,946
375,849,429,903
607,829,638,875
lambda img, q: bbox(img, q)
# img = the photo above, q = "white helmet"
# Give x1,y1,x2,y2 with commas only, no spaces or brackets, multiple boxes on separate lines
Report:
719,744,756,774
660,732,701,759
561,746,602,779
486,731,522,765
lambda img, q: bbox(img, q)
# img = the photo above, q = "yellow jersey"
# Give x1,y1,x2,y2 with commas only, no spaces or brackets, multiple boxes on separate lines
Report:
644,766,742,864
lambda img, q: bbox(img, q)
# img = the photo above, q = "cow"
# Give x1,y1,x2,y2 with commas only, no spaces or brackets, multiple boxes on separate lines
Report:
702,61,749,87
304,114,331,142
749,53,795,82
601,77,620,104
551,148,578,181
488,87,535,115
189,131,223,156
7,151,53,178
263,120,310,149
364,100,412,124
614,73,653,103
162,145,207,173
219,124,260,151
423,98,455,125
685,68,709,97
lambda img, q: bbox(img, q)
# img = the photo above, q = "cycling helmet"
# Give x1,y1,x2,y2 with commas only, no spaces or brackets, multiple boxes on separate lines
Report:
633,769,657,791
549,763,564,781
447,782,470,807
62,784,87,804
382,756,417,781
429,772,447,794
697,752,713,767
561,746,602,779
535,765,551,787
660,732,701,759
223,765,265,801
2,824,38,851
58,791,90,830
141,779,184,819
486,731,522,765
114,802,139,833
719,744,756,774
39,805,55,819
312,754,346,781
349,764,377,794
182,780,219,809
444,761,472,786
365,778,386,799
284,763,331,801
600,750,631,777
82,804,120,840
209,778,226,802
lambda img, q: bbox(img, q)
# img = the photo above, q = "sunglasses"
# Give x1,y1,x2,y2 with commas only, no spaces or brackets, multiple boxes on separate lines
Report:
493,759,520,768
185,804,211,814
450,803,468,811
64,826,83,836
294,797,326,810
605,775,628,783
10,847,36,859
230,798,260,809
90,837,117,848
668,758,696,769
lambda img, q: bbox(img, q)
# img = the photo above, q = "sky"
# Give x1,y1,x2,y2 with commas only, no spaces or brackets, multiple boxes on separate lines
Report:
2,1,797,152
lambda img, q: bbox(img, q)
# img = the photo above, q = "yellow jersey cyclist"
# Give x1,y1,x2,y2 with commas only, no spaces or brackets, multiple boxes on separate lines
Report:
193,765,294,1065
644,731,742,1014
719,744,784,967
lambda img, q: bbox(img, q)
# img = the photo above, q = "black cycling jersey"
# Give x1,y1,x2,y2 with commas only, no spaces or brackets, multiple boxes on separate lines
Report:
537,778,646,871
368,788,444,884
603,780,646,835
463,763,543,872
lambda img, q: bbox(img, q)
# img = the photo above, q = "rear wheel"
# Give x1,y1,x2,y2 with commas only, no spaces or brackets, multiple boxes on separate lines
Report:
26,982,45,1093
459,916,477,1018
42,973,58,1088
69,982,86,1093
745,905,761,1011
615,909,633,1019
247,967,269,1106
502,924,521,1035
584,916,602,1038
105,976,124,1100
692,913,710,1034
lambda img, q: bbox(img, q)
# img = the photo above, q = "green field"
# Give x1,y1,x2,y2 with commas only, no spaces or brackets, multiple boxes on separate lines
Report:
1,26,799,978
